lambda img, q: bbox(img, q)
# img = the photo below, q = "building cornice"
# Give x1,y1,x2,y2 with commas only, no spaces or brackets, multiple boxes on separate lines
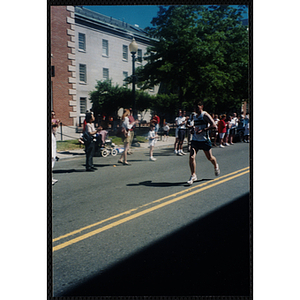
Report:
75,6,158,46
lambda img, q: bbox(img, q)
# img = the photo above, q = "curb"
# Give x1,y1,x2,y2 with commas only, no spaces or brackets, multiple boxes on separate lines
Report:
56,138,179,160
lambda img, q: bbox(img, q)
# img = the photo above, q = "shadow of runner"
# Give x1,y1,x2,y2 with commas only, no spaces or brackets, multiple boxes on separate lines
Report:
127,178,212,187
58,193,251,297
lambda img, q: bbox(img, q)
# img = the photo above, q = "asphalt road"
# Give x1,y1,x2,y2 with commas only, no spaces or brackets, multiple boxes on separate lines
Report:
51,142,251,297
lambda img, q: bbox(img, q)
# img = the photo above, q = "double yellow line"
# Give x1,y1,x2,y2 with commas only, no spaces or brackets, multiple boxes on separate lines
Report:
53,166,249,252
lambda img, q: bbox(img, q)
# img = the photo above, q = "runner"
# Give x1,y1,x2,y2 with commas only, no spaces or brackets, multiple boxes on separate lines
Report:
187,101,220,185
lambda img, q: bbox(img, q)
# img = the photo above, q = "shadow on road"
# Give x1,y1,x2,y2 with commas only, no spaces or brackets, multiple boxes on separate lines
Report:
57,193,251,297
127,178,212,187
53,164,117,173
52,169,86,173
58,151,85,156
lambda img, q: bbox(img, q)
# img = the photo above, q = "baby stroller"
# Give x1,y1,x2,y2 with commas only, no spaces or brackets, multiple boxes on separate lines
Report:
94,130,118,157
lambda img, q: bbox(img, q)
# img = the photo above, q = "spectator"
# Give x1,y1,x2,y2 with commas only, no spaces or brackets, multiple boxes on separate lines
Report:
229,113,238,145
212,114,220,146
162,122,170,142
175,109,187,155
148,124,159,161
52,123,58,185
51,111,60,126
150,112,160,135
127,108,136,155
218,114,227,148
244,114,250,142
224,115,231,146
118,109,139,165
85,112,101,172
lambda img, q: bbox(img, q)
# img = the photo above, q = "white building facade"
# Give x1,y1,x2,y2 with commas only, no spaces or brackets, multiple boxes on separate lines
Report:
74,6,158,125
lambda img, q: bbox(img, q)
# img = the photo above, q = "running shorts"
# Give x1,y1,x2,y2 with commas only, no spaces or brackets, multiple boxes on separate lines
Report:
178,129,185,141
191,140,212,152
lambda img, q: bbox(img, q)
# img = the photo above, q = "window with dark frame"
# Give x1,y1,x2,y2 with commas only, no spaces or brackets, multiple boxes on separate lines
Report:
122,45,128,60
103,68,109,80
102,39,108,56
79,64,87,83
123,71,128,86
137,49,142,63
78,33,86,51
80,97,87,114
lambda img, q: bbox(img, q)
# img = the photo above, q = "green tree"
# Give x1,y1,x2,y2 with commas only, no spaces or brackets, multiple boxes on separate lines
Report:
89,80,154,118
138,5,248,113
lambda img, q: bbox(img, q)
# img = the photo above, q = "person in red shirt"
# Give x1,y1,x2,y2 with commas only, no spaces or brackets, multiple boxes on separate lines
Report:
151,113,160,135
218,114,227,148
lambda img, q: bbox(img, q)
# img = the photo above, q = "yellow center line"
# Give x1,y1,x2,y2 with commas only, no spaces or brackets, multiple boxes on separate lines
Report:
53,168,249,252
53,166,249,243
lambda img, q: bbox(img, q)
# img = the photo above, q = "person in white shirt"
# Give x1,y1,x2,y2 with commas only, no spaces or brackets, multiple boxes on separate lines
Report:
118,109,139,165
85,112,101,171
52,123,58,185
148,124,159,161
162,122,170,142
187,101,220,185
229,113,238,145
174,110,188,155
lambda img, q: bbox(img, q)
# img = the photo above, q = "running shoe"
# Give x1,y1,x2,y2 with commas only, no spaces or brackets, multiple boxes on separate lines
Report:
177,152,183,156
215,164,220,176
187,174,197,185
219,144,225,148
149,157,157,161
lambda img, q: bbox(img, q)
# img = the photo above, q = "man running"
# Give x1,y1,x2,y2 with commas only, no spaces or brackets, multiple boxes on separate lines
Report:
187,101,220,185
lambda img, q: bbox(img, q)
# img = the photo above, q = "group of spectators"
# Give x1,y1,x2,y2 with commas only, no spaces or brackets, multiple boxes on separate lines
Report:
209,112,250,147
51,106,250,180
171,110,250,154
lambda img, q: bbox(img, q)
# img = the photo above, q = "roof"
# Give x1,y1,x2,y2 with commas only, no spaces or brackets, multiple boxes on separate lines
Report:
74,6,153,41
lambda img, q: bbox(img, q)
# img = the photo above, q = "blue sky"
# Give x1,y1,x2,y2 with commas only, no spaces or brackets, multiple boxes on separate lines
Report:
83,5,161,29
83,5,248,30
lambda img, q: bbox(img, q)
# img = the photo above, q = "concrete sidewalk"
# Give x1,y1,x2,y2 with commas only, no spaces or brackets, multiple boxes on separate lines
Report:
56,136,179,160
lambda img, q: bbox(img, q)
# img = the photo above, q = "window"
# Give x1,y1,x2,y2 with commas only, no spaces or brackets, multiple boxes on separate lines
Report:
103,68,109,80
137,49,142,63
79,64,87,83
122,45,128,60
80,97,87,114
123,71,128,86
78,33,86,51
102,39,108,56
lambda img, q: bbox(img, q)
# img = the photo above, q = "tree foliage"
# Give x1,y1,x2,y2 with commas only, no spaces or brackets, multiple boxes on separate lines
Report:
138,5,249,113
89,80,155,117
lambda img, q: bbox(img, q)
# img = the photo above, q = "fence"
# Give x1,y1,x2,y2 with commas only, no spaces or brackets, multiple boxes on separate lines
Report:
56,123,82,141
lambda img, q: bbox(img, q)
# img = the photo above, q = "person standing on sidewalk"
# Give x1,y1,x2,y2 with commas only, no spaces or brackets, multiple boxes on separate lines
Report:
85,112,101,172
229,113,238,145
218,114,227,148
52,123,58,185
127,108,136,155
148,124,159,161
118,109,139,165
151,112,160,135
162,122,170,142
187,101,220,185
175,110,187,155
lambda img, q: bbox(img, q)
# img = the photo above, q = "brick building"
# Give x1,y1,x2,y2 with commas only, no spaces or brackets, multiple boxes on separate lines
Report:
51,6,76,127
50,6,158,136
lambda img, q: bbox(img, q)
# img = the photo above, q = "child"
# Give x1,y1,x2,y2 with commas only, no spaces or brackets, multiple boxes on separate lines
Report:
148,124,158,161
52,123,58,185
218,114,226,148
162,122,170,142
